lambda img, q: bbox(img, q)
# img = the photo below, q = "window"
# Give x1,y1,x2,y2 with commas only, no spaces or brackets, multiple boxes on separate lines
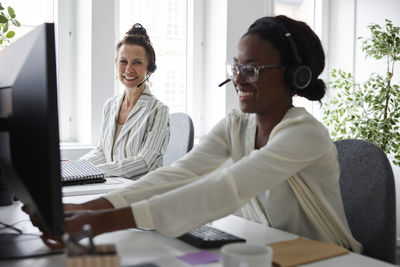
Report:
4,0,192,151
275,0,315,28
1,0,80,144
0,0,54,46
119,0,188,114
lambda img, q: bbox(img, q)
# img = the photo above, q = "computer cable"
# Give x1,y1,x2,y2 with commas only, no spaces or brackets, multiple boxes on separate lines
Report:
0,221,23,234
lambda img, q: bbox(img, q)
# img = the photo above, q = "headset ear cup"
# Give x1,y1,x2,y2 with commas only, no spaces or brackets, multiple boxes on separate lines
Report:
285,65,312,91
293,65,312,90
148,63,157,73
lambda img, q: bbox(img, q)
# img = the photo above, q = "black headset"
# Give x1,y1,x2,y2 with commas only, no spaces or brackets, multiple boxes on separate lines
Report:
147,48,157,73
136,51,157,88
269,18,312,91
148,61,157,73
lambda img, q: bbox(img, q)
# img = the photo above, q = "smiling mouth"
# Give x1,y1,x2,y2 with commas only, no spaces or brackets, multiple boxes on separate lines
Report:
123,75,137,81
238,90,255,97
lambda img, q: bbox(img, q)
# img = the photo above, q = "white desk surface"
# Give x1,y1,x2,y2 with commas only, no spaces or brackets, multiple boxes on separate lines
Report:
62,177,134,197
0,195,395,267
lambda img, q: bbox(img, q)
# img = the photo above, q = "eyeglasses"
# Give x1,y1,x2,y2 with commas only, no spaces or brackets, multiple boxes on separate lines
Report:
226,63,282,83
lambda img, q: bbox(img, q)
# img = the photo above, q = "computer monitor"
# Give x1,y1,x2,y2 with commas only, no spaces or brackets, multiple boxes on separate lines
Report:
0,23,64,259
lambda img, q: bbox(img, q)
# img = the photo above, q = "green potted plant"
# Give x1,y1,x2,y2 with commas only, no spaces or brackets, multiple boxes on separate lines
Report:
322,19,400,166
0,1,20,48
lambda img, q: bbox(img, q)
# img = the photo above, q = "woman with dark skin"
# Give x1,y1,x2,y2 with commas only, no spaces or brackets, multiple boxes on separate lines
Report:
29,15,362,252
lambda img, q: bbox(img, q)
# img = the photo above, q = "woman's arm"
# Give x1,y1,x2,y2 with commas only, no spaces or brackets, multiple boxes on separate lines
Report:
94,104,170,179
65,113,328,239
61,117,230,238
126,114,331,237
102,116,231,209
65,206,136,237
80,145,107,165
64,197,114,211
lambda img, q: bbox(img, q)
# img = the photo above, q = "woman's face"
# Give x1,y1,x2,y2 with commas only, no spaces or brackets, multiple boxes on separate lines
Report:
116,44,149,90
233,34,290,115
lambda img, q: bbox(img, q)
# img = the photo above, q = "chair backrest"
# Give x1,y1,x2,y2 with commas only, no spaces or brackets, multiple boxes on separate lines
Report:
163,113,194,166
334,139,396,263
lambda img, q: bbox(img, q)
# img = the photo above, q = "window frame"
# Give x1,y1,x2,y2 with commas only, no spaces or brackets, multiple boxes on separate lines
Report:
58,0,117,158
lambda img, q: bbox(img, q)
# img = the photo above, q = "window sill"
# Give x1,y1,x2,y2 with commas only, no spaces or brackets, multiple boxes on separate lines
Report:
60,142,94,160
60,142,93,149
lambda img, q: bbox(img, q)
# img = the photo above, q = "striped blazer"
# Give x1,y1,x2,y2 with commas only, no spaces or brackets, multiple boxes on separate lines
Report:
80,87,170,180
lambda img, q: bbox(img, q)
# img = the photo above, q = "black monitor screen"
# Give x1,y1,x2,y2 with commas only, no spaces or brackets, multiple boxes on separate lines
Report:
0,23,64,259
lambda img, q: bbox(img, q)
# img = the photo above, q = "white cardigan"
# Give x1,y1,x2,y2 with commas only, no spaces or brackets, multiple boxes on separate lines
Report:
81,87,169,179
104,107,362,252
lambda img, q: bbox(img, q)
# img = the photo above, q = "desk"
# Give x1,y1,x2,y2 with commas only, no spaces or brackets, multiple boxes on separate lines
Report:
62,177,134,197
0,197,396,267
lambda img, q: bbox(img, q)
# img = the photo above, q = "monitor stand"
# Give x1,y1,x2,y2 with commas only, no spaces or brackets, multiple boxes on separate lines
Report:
0,233,63,260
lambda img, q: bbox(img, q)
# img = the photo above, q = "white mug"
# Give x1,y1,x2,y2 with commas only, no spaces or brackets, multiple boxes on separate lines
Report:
221,243,273,267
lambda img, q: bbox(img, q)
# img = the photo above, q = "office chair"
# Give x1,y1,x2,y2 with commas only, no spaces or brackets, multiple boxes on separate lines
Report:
334,139,396,263
163,113,194,166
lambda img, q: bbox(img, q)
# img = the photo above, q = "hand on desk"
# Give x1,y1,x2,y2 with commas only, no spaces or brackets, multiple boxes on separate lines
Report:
22,197,137,250
21,205,64,249
22,205,109,249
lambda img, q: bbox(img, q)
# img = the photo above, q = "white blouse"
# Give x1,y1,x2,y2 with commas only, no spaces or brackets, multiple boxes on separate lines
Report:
81,87,169,179
104,107,362,252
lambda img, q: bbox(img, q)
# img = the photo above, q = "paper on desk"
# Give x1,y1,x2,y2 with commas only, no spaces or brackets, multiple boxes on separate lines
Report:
267,237,349,267
177,250,220,265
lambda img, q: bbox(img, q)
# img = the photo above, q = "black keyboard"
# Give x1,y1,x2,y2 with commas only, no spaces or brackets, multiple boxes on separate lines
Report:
178,224,246,248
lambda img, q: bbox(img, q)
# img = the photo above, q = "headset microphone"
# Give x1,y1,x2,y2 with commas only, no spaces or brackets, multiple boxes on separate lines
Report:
218,78,231,87
137,74,152,88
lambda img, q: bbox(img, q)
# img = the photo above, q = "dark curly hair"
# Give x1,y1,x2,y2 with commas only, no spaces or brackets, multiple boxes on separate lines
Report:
244,15,326,101
116,23,157,72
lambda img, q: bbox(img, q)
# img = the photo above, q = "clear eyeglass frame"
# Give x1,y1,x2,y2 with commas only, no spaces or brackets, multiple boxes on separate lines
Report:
226,63,282,83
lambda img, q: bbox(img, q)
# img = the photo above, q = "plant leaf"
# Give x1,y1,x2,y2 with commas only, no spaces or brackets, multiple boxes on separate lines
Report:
2,22,8,33
0,14,8,23
11,19,20,27
7,7,15,18
6,31,15,38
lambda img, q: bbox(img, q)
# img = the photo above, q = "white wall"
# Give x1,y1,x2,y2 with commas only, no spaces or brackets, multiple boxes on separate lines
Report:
326,0,357,74
224,0,274,116
201,0,228,134
90,0,116,145
200,0,273,135
327,0,400,245
56,0,75,141
74,0,92,144
186,0,205,138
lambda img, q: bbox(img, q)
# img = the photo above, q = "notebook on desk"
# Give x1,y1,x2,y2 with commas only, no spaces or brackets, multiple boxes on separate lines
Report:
61,160,106,186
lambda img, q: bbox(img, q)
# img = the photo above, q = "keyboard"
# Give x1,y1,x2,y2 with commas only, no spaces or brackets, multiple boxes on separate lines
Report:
177,224,246,248
61,160,106,186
